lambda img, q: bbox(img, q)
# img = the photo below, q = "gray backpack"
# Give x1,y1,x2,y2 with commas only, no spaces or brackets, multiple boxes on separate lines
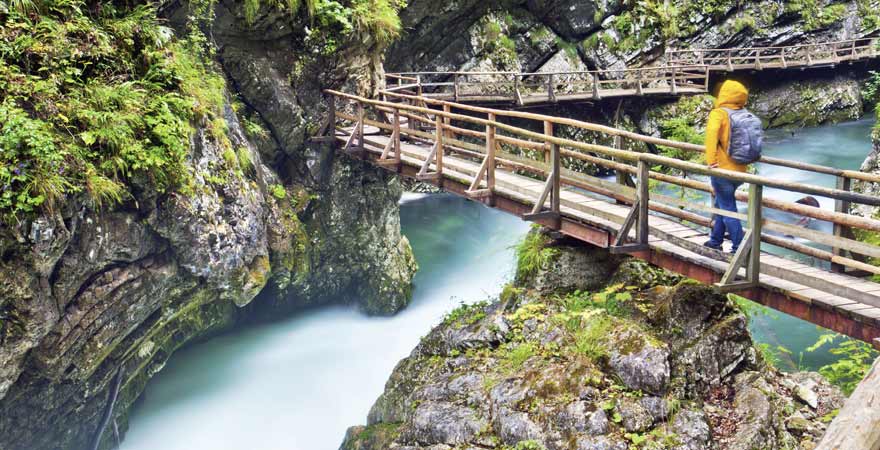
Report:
721,107,763,164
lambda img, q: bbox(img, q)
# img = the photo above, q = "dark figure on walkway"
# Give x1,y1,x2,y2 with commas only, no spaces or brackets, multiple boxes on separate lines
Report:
703,80,764,253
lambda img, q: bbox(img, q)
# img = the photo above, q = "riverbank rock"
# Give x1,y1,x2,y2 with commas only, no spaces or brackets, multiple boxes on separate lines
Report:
0,4,417,450
853,131,880,219
341,235,845,450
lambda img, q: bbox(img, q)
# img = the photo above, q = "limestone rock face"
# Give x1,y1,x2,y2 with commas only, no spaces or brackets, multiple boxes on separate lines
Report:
341,237,842,450
853,133,880,218
0,3,417,450
749,75,864,128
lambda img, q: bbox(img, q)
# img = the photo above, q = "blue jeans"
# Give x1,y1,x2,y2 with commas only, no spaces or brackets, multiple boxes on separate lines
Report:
708,177,744,251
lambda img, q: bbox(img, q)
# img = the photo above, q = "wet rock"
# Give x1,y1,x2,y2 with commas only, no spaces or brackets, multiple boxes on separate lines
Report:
640,396,670,423
608,341,670,395
615,398,653,432
576,435,628,450
672,410,712,450
750,75,863,129
494,408,545,445
408,402,487,445
526,239,621,293
586,410,609,435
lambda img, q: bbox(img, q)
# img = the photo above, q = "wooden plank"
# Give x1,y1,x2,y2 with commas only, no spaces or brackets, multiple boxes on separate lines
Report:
815,357,880,450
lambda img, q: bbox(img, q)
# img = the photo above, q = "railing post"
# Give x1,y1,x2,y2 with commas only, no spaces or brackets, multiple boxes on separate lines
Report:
755,49,763,70
416,74,423,99
547,121,560,216
393,107,401,169
832,175,852,272
592,72,601,100
636,159,649,245
635,69,643,96
747,183,763,285
727,49,733,71
806,49,813,66
669,66,678,94
547,73,557,103
513,74,523,106
486,113,496,194
453,74,460,102
357,101,365,158
781,49,788,68
435,113,443,178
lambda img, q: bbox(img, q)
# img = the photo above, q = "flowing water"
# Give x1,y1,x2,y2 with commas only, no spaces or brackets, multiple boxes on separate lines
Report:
119,116,876,449
120,193,530,450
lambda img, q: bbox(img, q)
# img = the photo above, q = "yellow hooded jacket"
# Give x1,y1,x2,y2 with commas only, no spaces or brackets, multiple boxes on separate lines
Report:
705,80,749,173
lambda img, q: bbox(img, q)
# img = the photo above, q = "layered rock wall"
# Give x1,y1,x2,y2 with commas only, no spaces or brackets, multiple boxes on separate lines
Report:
0,3,416,450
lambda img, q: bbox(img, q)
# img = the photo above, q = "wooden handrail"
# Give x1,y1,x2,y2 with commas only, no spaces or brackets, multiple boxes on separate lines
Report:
381,89,880,184
327,90,880,276
667,37,878,54
328,90,880,208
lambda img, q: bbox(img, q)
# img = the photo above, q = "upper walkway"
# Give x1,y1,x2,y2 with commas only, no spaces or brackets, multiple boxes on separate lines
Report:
319,88,880,352
385,37,879,106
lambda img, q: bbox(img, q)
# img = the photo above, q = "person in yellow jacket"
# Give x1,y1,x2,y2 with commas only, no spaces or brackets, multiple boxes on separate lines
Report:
704,80,750,253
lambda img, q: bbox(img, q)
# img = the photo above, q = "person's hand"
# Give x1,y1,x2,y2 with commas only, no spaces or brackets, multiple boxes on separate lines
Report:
708,163,719,169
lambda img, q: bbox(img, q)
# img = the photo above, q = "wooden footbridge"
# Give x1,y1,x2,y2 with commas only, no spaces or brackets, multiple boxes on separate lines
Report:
319,88,880,351
385,37,879,106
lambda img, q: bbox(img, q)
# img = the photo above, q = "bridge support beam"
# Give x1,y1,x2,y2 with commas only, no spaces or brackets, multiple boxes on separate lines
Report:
523,121,561,229
610,160,650,254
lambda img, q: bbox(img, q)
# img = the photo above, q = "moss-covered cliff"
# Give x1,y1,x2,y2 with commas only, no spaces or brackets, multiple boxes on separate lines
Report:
341,230,846,450
0,1,416,449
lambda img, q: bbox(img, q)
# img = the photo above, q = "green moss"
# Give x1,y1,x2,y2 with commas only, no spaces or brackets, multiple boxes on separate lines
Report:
785,0,847,30
515,227,559,282
0,2,229,221
443,301,489,327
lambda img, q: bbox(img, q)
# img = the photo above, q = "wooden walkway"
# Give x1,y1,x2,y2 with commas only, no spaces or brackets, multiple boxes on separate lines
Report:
386,38,879,106
320,89,880,349
667,37,879,72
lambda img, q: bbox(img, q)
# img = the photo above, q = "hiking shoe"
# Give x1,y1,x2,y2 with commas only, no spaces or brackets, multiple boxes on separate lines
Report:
703,240,722,251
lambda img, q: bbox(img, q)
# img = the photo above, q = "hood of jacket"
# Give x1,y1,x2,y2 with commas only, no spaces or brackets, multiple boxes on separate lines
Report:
715,80,748,109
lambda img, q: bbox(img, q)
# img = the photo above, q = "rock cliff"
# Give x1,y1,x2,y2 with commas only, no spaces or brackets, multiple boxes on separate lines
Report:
341,230,845,450
0,2,416,449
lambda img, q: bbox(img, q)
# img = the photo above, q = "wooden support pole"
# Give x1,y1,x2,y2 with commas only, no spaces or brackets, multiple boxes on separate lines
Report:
544,121,552,165
727,49,734,71
636,160,649,245
832,175,852,273
548,74,557,103
435,114,444,178
486,113,496,193
453,74,460,102
816,357,880,450
592,73,601,100
755,49,763,70
669,66,678,94
747,183,763,285
635,70,643,96
548,122,560,216
513,74,523,106
393,108,401,168
357,101,365,158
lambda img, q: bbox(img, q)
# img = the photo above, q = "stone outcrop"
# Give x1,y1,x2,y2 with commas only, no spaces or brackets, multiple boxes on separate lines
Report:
0,3,416,450
341,231,845,450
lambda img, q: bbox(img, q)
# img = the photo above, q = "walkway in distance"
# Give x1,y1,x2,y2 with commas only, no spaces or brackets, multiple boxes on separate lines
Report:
385,37,880,106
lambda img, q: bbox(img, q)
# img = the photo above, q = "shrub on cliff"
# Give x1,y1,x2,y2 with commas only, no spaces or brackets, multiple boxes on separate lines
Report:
0,1,227,224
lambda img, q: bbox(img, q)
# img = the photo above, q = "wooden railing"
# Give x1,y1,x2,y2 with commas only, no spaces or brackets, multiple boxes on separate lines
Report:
324,89,880,295
384,65,710,105
667,37,880,71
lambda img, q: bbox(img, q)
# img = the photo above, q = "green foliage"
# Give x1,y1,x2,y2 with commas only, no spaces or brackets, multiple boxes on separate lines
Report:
572,312,613,361
270,183,287,200
0,1,229,222
863,71,880,109
513,441,546,450
807,333,878,395
443,301,489,327
236,147,254,176
500,342,537,374
562,284,634,318
658,117,705,161
784,0,846,31
515,227,559,281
